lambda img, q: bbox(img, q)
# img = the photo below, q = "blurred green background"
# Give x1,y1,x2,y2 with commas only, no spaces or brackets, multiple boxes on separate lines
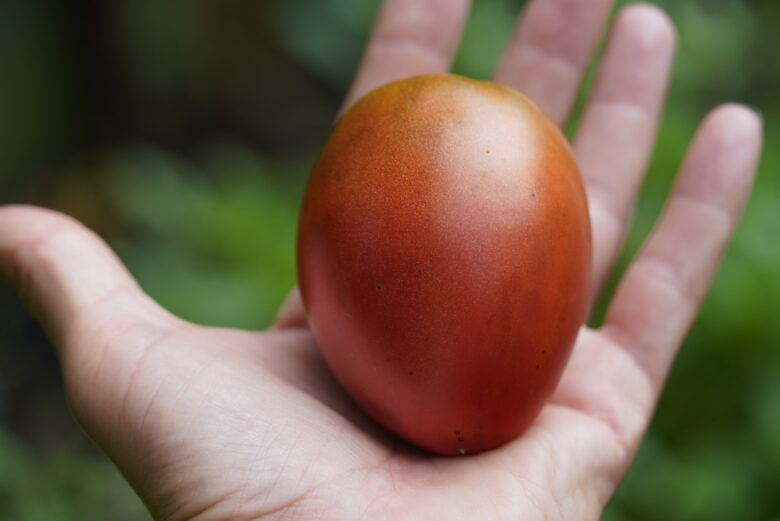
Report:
0,0,778,519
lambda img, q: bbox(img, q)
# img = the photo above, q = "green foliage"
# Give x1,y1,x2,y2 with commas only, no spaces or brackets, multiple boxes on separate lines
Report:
451,0,518,79
105,145,302,329
0,432,149,521
274,0,380,88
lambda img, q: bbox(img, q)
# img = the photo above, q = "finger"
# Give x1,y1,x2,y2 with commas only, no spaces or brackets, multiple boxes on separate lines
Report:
603,105,763,391
341,0,471,113
574,4,676,299
494,0,615,125
272,287,308,330
0,205,173,360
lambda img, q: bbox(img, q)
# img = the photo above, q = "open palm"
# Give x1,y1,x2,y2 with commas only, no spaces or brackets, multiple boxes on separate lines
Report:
0,1,762,520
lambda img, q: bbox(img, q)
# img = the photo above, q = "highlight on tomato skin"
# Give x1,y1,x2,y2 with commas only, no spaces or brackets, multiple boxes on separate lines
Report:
297,73,591,456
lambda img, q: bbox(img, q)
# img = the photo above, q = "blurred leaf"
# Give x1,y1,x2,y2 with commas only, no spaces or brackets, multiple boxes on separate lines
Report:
0,429,149,521
452,0,518,80
105,145,299,329
273,0,380,88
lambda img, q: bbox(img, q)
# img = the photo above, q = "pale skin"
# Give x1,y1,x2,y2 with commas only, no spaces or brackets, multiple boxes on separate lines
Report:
0,0,763,519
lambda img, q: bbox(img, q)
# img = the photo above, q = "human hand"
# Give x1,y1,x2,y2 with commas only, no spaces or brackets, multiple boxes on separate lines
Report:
0,1,762,520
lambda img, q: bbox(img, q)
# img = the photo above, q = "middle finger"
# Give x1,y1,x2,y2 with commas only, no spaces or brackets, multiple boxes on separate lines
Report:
494,0,616,126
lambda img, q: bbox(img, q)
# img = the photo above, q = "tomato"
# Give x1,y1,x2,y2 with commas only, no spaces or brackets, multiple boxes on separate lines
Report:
297,74,591,455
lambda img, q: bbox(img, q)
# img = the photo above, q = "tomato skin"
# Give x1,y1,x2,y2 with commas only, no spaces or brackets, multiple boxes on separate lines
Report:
297,74,591,455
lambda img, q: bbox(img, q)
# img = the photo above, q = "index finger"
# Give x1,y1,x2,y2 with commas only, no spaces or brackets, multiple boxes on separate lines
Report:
341,0,471,113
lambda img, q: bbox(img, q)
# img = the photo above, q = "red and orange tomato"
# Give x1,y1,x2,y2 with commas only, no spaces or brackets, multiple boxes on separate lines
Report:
297,74,591,455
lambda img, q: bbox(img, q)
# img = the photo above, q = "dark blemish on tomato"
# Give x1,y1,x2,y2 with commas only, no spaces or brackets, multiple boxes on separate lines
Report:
457,436,465,442
408,370,415,376
535,364,540,370
454,430,461,436
374,282,384,290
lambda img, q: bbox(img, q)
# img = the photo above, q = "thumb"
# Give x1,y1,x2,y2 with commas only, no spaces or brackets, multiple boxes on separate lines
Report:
0,205,176,433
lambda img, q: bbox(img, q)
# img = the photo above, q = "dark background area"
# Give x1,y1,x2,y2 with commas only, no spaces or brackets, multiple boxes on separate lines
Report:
1,0,779,519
